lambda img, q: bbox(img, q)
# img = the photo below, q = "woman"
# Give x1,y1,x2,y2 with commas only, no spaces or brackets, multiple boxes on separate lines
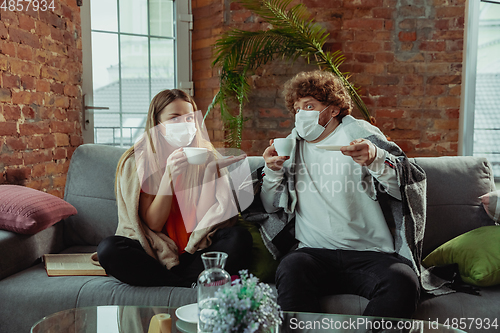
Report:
97,89,252,287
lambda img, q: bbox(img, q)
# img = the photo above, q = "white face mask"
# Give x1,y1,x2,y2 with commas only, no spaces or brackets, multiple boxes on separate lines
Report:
295,105,332,141
160,122,197,148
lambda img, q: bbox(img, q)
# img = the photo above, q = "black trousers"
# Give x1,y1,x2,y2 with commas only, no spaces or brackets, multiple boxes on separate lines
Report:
276,248,420,319
97,226,253,287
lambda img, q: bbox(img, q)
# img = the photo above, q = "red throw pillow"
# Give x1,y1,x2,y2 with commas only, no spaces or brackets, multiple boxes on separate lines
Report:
0,185,77,234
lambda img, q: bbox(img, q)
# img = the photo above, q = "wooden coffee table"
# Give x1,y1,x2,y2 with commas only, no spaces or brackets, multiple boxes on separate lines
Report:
31,305,466,333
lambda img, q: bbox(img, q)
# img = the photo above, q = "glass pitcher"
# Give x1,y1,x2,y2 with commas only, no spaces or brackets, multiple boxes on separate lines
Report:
197,251,231,333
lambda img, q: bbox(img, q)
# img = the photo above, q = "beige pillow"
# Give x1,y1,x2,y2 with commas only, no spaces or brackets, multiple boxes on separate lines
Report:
480,190,500,222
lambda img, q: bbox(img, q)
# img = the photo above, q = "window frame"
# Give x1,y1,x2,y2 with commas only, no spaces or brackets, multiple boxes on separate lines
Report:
461,0,500,155
460,0,481,156
80,0,193,145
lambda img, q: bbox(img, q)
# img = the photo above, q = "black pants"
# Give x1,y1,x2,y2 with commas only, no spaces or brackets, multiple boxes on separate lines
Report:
97,226,253,287
276,248,420,319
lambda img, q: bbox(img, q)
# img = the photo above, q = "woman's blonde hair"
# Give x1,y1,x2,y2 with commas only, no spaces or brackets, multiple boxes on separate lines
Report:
283,70,353,120
116,89,213,205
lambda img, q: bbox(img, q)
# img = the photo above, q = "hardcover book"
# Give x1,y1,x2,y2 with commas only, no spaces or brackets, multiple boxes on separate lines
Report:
43,253,107,276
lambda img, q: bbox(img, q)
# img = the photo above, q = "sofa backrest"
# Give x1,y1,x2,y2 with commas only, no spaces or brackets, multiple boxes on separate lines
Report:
62,144,266,247
63,144,126,246
241,155,496,257
412,156,496,257
63,144,496,256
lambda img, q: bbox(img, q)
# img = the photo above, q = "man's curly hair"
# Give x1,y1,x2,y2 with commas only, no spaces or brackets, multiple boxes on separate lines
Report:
283,70,353,119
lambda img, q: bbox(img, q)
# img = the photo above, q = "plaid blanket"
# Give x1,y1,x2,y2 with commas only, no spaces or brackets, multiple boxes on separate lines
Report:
242,115,454,295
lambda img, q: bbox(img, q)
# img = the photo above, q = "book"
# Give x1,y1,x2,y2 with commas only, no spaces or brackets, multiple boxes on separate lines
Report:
43,253,107,276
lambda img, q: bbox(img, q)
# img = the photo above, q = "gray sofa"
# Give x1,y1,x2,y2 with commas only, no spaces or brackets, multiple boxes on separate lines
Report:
1,143,499,333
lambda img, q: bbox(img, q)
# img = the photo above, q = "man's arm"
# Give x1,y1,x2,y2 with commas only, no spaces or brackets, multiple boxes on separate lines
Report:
341,139,401,200
260,139,289,213
366,147,402,200
260,166,285,213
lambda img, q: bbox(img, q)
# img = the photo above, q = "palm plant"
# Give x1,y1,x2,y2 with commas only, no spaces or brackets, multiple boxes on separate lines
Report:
206,0,373,148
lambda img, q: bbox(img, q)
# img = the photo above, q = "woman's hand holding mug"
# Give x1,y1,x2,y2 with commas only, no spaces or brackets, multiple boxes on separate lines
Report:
165,147,189,180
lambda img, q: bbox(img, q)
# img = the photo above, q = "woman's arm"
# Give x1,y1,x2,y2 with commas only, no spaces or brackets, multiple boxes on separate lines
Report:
139,149,188,232
139,170,174,232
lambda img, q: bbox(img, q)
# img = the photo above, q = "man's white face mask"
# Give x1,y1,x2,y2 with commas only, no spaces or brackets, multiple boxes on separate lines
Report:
295,105,332,141
160,116,197,148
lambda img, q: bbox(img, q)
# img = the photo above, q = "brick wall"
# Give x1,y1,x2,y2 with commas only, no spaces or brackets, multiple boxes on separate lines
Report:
192,0,226,148
192,0,465,157
0,1,83,197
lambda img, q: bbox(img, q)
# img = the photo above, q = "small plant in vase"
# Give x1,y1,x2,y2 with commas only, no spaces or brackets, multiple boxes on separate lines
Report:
210,270,282,333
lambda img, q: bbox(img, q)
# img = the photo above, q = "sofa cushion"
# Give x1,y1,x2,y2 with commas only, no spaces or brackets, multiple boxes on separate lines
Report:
412,157,496,257
0,262,101,333
0,243,197,333
422,225,500,287
63,144,127,246
319,285,500,333
75,276,197,308
413,285,500,333
0,185,77,234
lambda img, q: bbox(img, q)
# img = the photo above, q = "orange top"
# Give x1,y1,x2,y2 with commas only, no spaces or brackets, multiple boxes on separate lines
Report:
162,193,194,254
141,174,197,254
140,174,197,254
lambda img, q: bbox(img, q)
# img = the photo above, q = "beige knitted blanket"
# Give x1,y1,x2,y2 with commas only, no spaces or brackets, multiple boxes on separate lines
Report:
115,156,236,269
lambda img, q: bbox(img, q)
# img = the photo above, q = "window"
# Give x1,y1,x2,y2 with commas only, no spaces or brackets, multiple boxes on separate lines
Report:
463,0,500,179
81,0,192,147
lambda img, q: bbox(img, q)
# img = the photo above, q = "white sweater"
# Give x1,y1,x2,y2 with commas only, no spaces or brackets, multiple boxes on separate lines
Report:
261,123,401,253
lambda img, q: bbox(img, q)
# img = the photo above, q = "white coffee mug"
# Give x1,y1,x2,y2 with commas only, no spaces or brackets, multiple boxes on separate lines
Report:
183,147,208,165
273,138,294,156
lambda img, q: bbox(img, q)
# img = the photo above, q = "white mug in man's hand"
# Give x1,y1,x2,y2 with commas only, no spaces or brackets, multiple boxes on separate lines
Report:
273,138,294,156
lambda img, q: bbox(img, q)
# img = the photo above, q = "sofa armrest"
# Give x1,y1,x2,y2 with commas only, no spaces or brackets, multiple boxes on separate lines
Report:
0,223,65,281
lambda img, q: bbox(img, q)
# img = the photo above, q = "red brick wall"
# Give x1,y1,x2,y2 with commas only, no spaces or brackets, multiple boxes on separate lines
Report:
192,0,225,148
192,0,464,157
0,1,83,197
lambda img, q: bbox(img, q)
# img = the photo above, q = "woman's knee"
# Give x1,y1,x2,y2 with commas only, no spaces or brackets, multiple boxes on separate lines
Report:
97,236,117,262
97,235,139,266
233,226,253,249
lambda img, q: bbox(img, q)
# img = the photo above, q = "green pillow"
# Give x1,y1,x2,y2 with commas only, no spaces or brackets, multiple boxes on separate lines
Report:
237,217,279,283
422,225,500,287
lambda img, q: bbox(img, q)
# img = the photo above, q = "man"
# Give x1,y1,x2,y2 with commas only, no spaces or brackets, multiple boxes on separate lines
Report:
259,70,427,319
